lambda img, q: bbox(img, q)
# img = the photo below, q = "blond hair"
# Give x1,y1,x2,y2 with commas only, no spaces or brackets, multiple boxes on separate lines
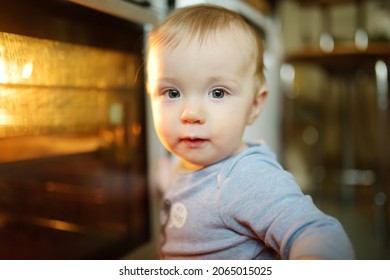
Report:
146,4,265,87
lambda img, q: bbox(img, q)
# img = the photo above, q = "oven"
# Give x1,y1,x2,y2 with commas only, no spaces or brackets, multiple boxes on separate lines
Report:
0,0,158,259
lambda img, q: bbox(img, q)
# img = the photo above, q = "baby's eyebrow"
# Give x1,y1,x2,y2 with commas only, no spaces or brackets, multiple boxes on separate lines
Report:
156,77,181,86
207,75,239,86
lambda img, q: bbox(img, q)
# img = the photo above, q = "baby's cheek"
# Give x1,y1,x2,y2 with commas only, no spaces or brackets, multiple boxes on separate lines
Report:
158,123,176,144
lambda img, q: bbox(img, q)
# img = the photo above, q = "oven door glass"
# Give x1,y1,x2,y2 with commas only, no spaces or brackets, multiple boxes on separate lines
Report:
0,0,149,259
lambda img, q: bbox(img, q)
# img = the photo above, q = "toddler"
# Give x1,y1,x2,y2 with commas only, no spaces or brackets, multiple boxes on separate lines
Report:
146,4,355,259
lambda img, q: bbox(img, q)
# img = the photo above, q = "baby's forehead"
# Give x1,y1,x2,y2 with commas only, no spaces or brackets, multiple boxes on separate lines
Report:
160,27,257,59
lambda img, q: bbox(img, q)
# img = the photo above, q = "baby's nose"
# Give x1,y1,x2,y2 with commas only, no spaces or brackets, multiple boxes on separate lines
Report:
181,102,205,124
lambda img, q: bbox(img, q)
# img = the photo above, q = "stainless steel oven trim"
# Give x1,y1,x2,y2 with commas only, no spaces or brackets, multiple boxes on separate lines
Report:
68,0,161,26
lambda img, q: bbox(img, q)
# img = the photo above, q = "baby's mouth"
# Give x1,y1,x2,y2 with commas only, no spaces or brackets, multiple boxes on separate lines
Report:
180,137,208,148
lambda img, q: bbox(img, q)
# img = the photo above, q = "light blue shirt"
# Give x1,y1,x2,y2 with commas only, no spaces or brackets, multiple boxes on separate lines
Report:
160,144,355,259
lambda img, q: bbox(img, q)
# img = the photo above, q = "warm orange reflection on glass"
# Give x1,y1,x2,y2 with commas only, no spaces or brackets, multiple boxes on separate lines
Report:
0,32,142,162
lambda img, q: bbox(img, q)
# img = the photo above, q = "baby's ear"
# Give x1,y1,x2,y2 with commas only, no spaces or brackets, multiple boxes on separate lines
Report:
247,86,268,125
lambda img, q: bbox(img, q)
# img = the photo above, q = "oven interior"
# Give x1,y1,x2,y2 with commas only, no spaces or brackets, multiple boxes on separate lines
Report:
0,0,149,259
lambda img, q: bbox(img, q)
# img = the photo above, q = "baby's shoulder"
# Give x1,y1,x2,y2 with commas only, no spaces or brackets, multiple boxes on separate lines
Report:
222,144,283,176
217,144,298,194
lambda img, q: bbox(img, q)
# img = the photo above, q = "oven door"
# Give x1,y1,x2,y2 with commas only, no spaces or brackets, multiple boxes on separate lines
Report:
0,0,154,259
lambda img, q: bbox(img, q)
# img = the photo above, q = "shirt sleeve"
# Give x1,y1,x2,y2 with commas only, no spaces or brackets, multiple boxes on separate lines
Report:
218,155,355,260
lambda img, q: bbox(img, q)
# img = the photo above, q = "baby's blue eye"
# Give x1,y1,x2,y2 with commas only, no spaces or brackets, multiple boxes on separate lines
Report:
210,89,225,99
167,89,180,98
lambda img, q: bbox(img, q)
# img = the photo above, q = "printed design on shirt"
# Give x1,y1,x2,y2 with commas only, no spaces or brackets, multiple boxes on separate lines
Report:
167,202,187,229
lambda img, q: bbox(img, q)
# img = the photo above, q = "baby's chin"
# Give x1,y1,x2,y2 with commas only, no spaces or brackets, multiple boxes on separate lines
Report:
175,157,214,173
177,154,233,173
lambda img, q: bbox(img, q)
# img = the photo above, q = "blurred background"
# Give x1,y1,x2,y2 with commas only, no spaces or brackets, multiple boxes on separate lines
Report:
275,0,390,260
0,0,389,259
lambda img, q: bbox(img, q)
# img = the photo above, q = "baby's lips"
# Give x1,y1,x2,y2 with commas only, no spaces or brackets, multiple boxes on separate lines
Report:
180,137,208,148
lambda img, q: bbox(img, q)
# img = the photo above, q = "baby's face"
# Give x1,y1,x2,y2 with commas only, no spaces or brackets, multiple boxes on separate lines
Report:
148,31,264,171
